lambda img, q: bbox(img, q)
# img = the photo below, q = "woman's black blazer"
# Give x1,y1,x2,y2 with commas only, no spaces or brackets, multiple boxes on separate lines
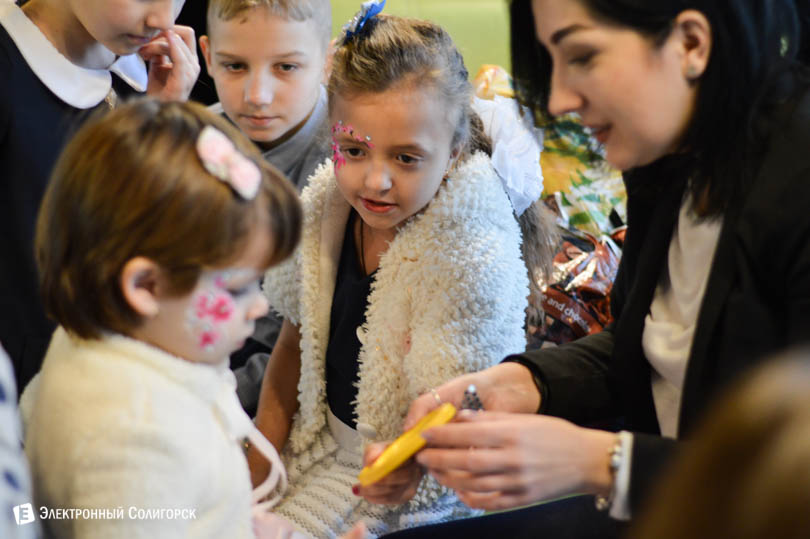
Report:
512,87,810,512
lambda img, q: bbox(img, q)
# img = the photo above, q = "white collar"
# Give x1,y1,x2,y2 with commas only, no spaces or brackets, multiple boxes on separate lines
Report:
0,1,147,109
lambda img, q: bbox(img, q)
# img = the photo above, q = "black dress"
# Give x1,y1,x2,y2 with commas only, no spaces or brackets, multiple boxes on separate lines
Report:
324,211,376,429
0,21,139,390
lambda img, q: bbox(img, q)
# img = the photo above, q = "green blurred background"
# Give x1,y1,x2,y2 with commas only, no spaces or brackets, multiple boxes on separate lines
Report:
331,0,511,78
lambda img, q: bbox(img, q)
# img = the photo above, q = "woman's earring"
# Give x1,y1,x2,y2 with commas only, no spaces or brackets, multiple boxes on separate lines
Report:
686,65,699,79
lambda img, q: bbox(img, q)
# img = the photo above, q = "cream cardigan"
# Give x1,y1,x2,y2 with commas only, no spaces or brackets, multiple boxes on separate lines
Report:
21,328,256,539
264,152,530,536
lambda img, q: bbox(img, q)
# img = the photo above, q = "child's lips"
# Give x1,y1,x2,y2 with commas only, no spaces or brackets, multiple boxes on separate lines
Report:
361,198,396,213
242,114,279,128
127,34,152,45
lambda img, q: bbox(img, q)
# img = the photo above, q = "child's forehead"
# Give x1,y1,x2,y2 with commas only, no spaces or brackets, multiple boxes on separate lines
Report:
330,87,456,148
210,6,326,45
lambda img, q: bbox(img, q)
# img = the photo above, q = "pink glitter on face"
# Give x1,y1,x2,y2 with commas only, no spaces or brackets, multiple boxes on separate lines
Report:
187,274,238,352
331,138,347,170
195,292,235,322
199,329,220,350
331,120,374,171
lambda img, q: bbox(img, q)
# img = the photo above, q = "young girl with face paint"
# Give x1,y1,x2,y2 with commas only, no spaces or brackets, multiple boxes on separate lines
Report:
0,0,200,394
250,6,554,537
17,99,350,539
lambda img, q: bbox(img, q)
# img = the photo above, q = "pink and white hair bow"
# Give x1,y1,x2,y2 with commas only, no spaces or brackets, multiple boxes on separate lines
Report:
196,126,261,200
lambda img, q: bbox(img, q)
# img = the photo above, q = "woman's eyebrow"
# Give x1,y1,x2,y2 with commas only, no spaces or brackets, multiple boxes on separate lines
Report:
551,24,591,45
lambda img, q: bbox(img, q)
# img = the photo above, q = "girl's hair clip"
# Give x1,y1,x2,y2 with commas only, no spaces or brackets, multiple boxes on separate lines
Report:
340,0,386,46
196,126,261,200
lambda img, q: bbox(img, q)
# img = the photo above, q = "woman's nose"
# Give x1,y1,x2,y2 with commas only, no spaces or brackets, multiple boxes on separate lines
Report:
547,68,583,117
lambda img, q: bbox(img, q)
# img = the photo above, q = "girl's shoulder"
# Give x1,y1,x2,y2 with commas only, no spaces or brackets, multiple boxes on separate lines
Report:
432,152,516,226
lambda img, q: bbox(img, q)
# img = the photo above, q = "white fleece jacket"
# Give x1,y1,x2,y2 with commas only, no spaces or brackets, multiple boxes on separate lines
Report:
264,152,530,537
21,328,256,539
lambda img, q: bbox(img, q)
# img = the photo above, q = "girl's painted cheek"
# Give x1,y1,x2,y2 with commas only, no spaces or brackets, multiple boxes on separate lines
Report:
186,288,236,351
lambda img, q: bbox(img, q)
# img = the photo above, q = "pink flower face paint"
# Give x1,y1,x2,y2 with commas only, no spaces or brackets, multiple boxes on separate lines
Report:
185,271,238,352
331,120,374,171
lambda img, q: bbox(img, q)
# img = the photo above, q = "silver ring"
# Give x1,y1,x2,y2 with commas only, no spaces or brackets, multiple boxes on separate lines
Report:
429,388,442,405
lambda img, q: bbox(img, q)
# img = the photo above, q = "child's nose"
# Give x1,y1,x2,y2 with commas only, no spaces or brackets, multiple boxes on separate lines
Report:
364,163,392,192
247,294,269,320
245,72,274,106
145,0,175,31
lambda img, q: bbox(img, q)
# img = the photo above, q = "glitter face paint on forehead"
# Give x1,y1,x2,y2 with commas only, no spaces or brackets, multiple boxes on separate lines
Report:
331,120,375,170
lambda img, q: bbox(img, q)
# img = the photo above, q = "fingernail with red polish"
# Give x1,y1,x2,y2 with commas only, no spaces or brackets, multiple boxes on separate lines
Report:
352,484,360,496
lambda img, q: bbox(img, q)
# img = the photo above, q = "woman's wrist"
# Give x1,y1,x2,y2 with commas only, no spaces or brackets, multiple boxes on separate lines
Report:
493,361,543,413
580,428,620,497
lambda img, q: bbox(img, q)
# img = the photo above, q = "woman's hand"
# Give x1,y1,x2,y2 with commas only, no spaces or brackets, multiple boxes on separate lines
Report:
140,25,200,101
416,411,616,511
353,442,424,505
403,362,541,430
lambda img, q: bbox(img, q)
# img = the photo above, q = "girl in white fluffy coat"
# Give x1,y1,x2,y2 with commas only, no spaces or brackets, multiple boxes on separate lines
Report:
21,99,366,539
250,8,552,538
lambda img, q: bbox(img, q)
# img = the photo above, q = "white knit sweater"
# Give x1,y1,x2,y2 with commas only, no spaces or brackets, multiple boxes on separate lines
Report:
264,152,529,537
21,328,256,539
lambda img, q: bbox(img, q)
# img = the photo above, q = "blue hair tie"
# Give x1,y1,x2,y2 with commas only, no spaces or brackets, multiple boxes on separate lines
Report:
340,0,386,45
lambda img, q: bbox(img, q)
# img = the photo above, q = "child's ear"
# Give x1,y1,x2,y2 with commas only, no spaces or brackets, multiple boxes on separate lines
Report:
199,35,213,73
120,257,164,318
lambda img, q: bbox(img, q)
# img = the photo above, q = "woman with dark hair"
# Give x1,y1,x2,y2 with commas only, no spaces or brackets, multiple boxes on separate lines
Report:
373,1,810,537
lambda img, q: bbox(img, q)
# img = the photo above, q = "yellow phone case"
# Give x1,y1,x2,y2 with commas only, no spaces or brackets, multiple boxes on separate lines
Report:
357,402,457,486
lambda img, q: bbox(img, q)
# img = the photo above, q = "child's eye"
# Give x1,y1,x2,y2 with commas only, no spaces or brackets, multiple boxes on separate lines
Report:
277,63,299,73
396,154,420,165
228,287,248,297
223,62,246,72
344,147,365,159
227,280,260,298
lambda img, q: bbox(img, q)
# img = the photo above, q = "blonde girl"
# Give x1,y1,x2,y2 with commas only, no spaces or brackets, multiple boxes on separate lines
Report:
251,5,551,537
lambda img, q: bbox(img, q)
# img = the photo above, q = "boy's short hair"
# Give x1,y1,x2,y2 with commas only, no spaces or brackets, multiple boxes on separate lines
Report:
207,0,332,50
36,99,301,340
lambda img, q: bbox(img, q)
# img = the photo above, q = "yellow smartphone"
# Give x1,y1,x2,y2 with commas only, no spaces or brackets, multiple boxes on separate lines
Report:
357,403,457,486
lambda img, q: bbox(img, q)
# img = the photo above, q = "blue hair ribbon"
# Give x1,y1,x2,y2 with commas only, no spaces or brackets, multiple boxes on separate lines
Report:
340,0,387,45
